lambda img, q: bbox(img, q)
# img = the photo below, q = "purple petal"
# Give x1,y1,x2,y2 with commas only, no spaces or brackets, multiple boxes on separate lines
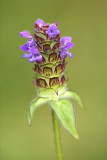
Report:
35,55,42,63
35,19,44,27
27,53,32,58
22,53,28,58
28,47,40,54
27,53,42,63
48,31,60,39
60,52,67,59
68,53,73,58
54,21,58,27
60,49,67,59
53,30,60,35
27,37,37,47
20,44,28,51
60,36,72,45
19,31,31,38
28,56,36,63
48,24,58,32
34,29,37,32
46,24,60,39
64,50,73,58
65,42,75,49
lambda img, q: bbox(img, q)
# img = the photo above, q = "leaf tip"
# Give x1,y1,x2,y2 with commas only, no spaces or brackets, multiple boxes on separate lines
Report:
28,117,32,127
74,133,79,140
29,122,32,127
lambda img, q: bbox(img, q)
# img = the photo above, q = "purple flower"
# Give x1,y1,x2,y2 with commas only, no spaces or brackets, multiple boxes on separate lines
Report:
68,53,73,58
60,36,74,49
27,37,36,47
20,33,42,63
60,48,73,59
22,50,42,63
46,24,60,39
60,49,67,59
21,47,41,63
28,47,40,54
22,53,28,58
65,42,74,49
60,37,72,45
28,54,42,63
60,36,74,59
20,44,29,51
35,19,44,27
20,38,38,52
19,31,32,38
34,29,37,32
28,55,37,63
35,55,42,63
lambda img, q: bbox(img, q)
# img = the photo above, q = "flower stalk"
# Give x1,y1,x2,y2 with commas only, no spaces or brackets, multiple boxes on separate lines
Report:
52,110,62,160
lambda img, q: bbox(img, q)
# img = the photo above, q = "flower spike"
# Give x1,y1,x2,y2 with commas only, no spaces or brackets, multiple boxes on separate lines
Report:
19,19,84,140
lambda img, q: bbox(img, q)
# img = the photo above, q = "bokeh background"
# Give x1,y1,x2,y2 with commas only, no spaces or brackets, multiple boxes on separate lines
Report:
0,0,107,159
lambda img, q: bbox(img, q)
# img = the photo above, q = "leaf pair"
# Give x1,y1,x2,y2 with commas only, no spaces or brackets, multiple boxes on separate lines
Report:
28,90,84,139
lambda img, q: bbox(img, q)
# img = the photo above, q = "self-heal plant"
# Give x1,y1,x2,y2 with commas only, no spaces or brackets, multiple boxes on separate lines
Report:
19,19,84,160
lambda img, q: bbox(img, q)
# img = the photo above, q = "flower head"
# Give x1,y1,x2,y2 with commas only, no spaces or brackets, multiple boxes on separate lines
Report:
19,19,74,63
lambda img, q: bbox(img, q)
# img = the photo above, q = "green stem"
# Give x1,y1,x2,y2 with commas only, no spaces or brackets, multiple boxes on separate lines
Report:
52,110,63,160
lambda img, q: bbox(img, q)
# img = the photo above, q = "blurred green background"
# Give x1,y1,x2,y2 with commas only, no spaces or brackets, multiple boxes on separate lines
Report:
0,0,107,159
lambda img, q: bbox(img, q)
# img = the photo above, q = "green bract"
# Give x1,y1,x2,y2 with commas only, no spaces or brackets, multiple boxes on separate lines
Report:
50,99,79,139
28,88,84,139
59,90,85,110
28,97,49,126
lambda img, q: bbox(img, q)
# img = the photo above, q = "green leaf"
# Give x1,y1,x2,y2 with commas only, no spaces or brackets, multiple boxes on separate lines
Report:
38,88,57,99
59,90,84,110
28,97,49,126
50,99,79,139
57,84,67,96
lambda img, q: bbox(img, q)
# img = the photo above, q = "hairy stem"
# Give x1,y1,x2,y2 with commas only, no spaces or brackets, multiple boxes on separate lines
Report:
52,110,63,160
